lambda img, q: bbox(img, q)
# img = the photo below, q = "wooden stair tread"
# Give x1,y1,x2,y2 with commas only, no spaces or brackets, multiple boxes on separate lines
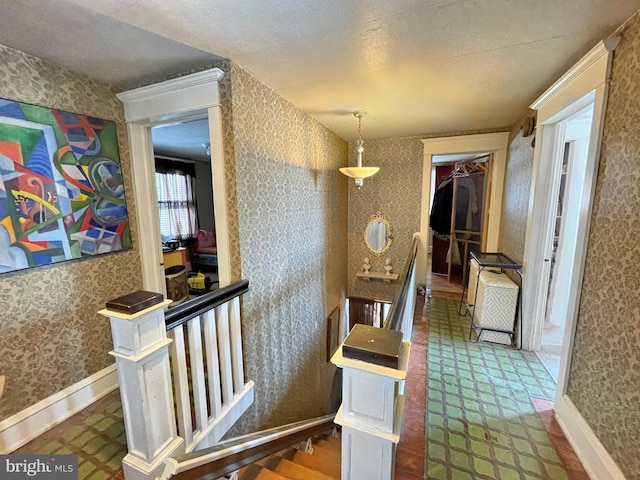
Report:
308,443,341,464
271,457,338,480
238,463,290,480
291,450,341,478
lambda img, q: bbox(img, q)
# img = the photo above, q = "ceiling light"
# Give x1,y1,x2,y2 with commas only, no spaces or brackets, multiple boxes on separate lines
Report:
339,111,379,189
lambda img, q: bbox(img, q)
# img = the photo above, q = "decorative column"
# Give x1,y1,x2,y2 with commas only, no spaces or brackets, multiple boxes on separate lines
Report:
99,299,185,480
331,330,411,480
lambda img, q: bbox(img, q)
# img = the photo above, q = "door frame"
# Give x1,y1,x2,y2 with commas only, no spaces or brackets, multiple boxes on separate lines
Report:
117,69,231,293
418,132,510,289
522,39,619,383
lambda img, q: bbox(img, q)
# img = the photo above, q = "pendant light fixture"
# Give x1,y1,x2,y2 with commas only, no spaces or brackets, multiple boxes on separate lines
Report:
339,111,379,189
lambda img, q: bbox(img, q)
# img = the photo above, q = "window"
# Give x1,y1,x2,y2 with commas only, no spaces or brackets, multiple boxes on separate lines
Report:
155,158,198,240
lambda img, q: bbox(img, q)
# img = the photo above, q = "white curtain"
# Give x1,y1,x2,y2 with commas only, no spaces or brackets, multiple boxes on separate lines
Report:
155,171,198,240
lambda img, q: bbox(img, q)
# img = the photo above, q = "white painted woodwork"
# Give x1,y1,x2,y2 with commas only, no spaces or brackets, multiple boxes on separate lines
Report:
127,123,164,294
0,365,118,454
202,310,223,418
116,68,233,295
187,316,209,433
340,425,395,480
99,300,185,480
523,38,619,359
419,132,509,289
161,413,334,480
168,326,194,448
554,395,627,480
216,303,234,403
229,297,245,394
355,271,399,282
332,337,410,480
517,39,627,479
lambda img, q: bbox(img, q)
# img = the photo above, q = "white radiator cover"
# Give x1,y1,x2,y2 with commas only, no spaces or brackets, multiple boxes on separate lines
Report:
474,270,518,345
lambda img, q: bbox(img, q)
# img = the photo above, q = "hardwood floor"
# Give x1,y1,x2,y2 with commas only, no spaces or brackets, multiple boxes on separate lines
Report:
14,264,588,480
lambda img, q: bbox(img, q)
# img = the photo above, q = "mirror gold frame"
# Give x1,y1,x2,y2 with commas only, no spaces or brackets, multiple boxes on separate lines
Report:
364,212,393,257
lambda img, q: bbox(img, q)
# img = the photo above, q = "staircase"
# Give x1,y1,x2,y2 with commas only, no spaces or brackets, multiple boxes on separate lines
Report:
236,431,341,480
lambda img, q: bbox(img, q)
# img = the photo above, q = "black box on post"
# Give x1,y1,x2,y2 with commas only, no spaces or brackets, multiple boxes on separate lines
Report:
105,290,164,314
342,324,403,369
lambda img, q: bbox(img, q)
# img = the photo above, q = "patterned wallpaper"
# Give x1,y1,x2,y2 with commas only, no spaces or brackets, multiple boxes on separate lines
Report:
347,137,424,302
218,62,349,432
566,13,640,479
0,45,143,420
498,113,535,265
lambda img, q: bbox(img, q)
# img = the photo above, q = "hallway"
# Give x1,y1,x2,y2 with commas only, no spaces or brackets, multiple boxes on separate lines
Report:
14,291,587,480
424,295,587,479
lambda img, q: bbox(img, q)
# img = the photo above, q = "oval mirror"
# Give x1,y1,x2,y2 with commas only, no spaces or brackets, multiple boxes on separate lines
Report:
365,213,393,256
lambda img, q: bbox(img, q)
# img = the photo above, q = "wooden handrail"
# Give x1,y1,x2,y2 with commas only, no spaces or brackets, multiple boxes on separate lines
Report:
383,234,419,332
161,414,336,480
165,279,249,330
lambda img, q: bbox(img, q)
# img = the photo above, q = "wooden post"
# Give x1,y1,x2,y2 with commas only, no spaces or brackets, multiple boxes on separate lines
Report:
331,335,411,480
99,300,185,480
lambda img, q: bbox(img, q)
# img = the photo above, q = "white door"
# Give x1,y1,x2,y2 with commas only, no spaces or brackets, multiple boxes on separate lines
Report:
537,106,593,382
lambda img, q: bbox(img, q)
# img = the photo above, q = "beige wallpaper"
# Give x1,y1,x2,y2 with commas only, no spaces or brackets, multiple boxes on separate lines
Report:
498,114,536,264
566,13,640,479
0,45,143,420
215,62,349,432
347,136,424,302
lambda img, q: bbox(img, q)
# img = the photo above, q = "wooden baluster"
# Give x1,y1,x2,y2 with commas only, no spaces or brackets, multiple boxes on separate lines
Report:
215,303,234,404
188,316,209,433
168,326,193,447
229,296,245,393
202,309,223,418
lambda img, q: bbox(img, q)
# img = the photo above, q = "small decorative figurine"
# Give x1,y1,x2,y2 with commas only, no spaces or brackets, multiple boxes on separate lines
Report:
363,257,371,274
384,258,393,275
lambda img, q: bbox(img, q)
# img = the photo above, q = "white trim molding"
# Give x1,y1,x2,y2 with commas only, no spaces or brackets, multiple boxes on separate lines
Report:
117,69,225,125
0,365,118,453
117,67,232,290
523,38,620,354
554,395,627,480
418,132,510,288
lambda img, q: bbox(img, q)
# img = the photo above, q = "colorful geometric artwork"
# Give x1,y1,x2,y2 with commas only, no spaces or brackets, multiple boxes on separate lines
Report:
0,98,131,273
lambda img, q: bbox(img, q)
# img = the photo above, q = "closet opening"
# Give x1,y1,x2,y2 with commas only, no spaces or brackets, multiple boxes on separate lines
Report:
429,153,491,289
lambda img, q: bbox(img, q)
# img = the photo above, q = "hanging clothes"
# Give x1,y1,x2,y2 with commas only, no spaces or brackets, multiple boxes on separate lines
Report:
430,178,453,236
458,176,479,231
430,178,472,235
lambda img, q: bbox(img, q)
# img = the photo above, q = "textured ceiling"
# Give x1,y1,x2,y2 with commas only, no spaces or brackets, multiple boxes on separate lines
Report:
1,0,639,141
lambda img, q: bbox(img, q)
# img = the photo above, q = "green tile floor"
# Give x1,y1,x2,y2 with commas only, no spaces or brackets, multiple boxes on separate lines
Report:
14,391,126,480
426,296,567,480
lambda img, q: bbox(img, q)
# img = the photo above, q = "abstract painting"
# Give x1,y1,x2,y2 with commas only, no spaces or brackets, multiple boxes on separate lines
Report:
0,99,131,273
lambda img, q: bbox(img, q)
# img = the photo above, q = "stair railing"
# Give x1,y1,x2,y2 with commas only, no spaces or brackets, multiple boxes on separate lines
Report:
160,413,336,480
333,232,420,480
100,280,254,480
383,232,419,339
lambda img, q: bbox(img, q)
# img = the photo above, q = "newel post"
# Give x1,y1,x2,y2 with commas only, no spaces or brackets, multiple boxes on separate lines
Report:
99,298,185,480
331,325,411,480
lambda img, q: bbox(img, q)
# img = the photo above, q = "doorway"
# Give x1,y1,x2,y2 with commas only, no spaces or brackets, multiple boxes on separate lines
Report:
151,118,219,304
535,105,594,382
419,132,510,293
430,155,490,289
116,68,231,295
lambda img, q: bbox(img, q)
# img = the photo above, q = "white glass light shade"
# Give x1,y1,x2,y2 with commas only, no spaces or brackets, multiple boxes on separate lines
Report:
338,166,380,179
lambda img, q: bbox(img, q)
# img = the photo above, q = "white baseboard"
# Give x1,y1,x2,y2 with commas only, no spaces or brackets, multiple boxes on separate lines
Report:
554,394,627,480
0,364,119,453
